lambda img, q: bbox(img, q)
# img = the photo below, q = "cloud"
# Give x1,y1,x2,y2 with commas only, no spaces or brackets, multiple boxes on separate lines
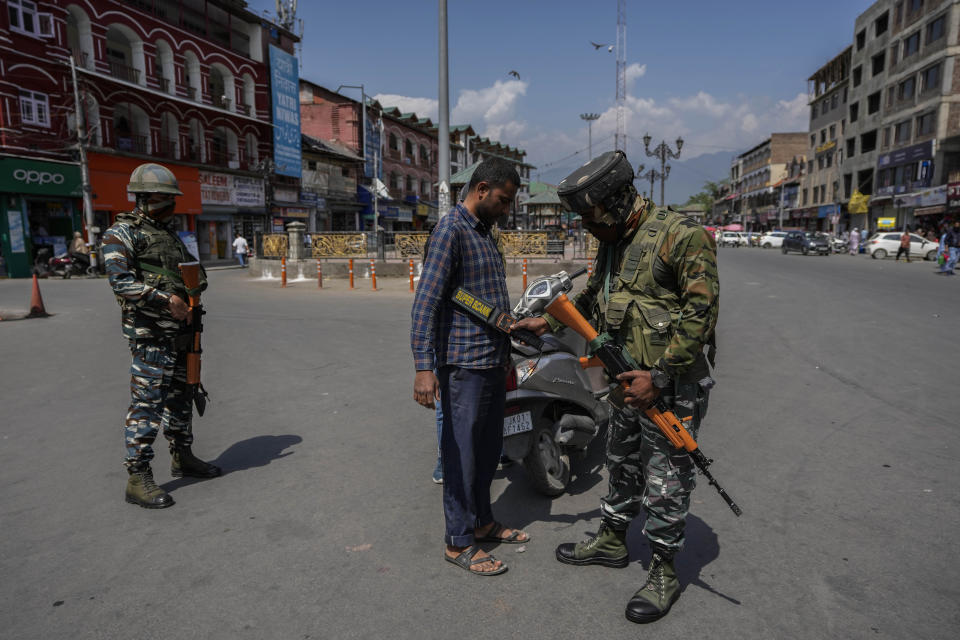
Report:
372,94,438,120
374,79,529,141
625,63,647,86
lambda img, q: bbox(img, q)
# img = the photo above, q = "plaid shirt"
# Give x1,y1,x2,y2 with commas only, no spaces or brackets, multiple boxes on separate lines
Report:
411,204,510,370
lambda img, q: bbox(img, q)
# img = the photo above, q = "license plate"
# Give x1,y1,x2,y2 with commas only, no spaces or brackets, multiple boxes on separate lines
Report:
503,411,534,436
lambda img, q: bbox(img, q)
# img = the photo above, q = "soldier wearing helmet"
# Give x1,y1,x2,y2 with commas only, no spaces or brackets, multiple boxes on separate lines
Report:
514,150,720,623
102,163,220,509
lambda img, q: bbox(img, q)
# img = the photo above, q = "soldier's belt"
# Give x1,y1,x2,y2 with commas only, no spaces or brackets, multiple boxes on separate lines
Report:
451,287,544,350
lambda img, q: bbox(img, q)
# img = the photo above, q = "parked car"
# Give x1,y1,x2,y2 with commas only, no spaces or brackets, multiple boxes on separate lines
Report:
782,231,831,255
759,231,787,249
865,232,939,260
719,232,748,247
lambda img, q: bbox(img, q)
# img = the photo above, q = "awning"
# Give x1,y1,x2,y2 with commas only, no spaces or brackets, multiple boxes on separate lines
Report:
915,205,946,216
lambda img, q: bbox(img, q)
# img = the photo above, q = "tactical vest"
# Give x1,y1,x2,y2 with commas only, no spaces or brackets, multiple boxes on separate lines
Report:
115,211,206,304
599,208,711,382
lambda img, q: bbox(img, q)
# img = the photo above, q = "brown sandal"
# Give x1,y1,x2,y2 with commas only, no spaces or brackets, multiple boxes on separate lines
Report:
444,545,508,576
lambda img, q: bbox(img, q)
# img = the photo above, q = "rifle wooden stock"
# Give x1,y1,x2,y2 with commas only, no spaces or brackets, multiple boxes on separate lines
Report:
179,262,203,386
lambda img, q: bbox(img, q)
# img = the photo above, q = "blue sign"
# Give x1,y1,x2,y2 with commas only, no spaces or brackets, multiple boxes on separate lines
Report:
269,45,301,178
300,191,318,205
364,117,382,180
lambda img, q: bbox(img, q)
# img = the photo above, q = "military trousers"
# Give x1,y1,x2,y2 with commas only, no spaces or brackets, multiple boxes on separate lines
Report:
600,381,709,555
124,340,193,468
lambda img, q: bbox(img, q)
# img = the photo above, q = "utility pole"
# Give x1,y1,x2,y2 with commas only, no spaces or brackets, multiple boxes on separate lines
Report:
438,0,450,217
69,55,96,267
615,0,626,152
638,166,663,204
580,113,600,160
643,133,683,207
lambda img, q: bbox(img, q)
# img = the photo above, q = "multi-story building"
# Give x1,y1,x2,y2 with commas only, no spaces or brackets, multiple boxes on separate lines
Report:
379,107,441,231
845,0,960,232
0,0,299,275
301,134,363,233
735,133,807,231
799,46,852,231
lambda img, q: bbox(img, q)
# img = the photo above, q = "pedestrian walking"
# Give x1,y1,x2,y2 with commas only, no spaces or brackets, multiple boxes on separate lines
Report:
103,163,221,509
942,220,960,275
411,157,529,576
896,227,912,262
233,232,249,268
515,150,720,623
849,227,860,255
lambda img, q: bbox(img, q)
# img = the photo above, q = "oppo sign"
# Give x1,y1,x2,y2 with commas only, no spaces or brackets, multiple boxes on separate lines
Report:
12,168,65,185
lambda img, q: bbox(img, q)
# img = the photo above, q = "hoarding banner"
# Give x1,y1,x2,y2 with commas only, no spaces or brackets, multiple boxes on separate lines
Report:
199,172,265,208
269,45,302,178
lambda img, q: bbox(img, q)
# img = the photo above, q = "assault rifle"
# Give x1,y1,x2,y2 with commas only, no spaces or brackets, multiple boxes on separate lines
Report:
543,288,742,517
179,262,209,416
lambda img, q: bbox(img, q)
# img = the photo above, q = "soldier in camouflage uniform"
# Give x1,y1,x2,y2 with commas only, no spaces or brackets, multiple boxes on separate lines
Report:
515,151,719,623
103,163,221,509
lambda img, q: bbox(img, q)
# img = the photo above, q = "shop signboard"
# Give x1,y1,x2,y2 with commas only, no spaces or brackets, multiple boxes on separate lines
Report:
948,182,960,211
268,45,301,178
300,191,318,205
0,157,82,197
381,206,399,220
274,186,298,203
818,204,837,218
877,140,933,169
364,117,382,180
397,208,413,223
234,176,265,207
280,207,310,218
877,217,896,229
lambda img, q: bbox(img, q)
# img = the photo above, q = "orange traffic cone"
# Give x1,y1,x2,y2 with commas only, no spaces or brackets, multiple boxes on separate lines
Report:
27,274,49,318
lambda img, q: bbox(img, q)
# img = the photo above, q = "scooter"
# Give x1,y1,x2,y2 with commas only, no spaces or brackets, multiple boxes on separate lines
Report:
49,251,91,278
502,268,610,496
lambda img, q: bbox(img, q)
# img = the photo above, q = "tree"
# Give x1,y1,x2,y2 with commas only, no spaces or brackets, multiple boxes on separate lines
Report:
685,180,725,222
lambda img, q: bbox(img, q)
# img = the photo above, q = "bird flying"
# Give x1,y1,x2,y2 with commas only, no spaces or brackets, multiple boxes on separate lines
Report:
508,70,520,79
590,41,607,49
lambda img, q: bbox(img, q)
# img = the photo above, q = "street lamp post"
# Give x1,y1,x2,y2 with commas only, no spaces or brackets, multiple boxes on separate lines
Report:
638,165,666,204
580,113,600,160
643,133,683,207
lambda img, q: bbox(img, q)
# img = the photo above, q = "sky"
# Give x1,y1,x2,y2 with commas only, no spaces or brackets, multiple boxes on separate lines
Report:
248,0,874,197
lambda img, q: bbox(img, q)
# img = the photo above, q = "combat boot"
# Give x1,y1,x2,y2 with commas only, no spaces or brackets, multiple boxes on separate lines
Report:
125,463,174,509
555,522,629,568
625,550,680,623
170,444,221,478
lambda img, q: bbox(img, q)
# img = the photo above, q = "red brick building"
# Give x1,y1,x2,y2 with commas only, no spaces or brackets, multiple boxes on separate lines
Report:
0,0,297,275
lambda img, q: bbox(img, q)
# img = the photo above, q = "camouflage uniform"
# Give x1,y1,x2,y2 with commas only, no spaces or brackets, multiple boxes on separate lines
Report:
103,210,205,469
546,195,719,555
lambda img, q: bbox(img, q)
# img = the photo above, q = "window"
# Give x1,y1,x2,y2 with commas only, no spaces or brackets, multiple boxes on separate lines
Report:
802,188,808,205
7,0,54,37
826,153,833,169
818,156,825,169
406,175,415,193
811,104,818,119
872,52,885,76
19,90,50,127
844,173,853,197
306,160,317,170
926,15,945,44
813,186,819,204
886,86,896,108
853,66,863,87
847,138,856,158
875,11,889,36
903,31,920,58
895,120,911,143
922,63,941,93
868,91,881,114
908,0,923,16
829,124,836,140
883,126,891,147
831,93,839,110
808,160,814,173
856,29,866,51
841,119,846,135
899,76,916,101
810,134,816,147
389,133,399,151
822,99,830,114
917,111,935,136
850,102,859,123
861,130,877,153
890,44,899,67
820,129,827,144
820,184,826,201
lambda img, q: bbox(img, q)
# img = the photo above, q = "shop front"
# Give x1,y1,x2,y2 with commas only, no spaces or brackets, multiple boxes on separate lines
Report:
198,171,266,260
0,156,83,278
88,153,202,234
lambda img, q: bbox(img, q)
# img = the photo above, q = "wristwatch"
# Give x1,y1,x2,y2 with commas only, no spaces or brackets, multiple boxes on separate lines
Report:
648,367,672,390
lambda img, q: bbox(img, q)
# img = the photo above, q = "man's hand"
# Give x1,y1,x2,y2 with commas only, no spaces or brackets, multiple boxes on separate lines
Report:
512,316,550,336
414,370,440,409
616,370,660,408
168,295,191,323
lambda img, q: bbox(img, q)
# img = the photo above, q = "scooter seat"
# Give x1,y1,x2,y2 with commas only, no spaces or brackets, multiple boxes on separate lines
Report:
511,332,576,356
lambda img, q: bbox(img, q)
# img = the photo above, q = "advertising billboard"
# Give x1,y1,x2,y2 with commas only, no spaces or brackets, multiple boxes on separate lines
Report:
269,45,302,178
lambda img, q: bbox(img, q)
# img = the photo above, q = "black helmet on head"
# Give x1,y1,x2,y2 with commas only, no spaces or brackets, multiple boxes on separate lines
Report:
557,150,634,219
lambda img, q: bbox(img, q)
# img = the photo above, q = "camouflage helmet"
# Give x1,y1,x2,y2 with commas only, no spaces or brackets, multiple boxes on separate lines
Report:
127,163,183,196
557,150,634,216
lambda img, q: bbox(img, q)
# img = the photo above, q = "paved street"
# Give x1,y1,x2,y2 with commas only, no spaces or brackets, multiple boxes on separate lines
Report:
1,250,959,640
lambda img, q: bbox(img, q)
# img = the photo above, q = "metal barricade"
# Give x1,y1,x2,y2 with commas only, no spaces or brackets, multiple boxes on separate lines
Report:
257,233,289,259
500,231,548,258
311,232,368,258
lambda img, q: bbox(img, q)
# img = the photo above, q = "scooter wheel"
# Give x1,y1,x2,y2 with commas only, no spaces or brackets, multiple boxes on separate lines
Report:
524,424,570,497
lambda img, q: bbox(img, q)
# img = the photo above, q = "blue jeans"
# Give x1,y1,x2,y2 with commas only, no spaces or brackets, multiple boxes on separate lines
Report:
948,247,960,272
438,365,506,546
236,252,246,267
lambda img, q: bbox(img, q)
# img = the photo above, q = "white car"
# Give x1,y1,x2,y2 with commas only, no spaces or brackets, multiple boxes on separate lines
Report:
759,231,787,249
719,232,748,248
865,232,939,260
